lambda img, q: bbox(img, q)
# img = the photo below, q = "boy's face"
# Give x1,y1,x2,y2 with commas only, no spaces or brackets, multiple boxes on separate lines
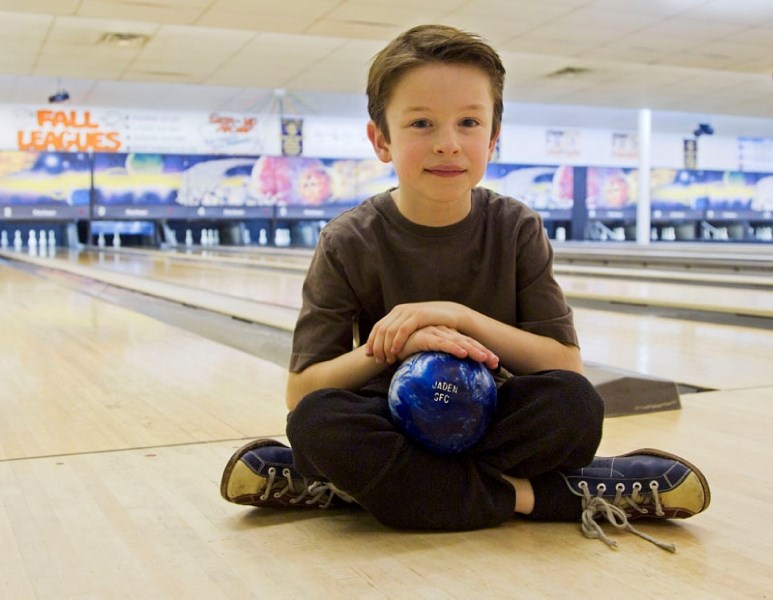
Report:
367,63,499,220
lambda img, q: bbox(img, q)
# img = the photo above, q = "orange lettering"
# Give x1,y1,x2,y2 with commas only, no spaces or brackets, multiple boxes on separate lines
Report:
17,127,122,152
101,131,122,152
82,111,97,128
43,131,61,149
16,130,31,150
37,110,54,127
36,110,100,128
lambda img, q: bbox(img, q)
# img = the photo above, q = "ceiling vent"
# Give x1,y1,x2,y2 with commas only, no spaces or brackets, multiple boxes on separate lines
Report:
98,32,150,48
547,66,592,79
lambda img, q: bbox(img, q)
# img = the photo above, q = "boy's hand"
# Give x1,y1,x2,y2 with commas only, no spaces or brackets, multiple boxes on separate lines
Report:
397,325,499,369
365,301,468,364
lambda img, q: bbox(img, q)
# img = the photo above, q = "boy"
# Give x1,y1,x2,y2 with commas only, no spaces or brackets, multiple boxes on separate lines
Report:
221,24,710,550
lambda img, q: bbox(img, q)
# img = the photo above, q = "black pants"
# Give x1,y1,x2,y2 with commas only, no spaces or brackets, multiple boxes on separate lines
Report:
286,369,604,531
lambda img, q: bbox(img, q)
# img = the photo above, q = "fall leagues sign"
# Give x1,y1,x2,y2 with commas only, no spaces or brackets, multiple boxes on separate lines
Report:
1,105,280,155
17,109,122,152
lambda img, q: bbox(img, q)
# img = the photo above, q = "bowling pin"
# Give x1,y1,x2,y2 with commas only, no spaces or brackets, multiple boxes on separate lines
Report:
185,229,193,247
258,229,267,246
243,229,252,245
48,230,56,248
13,230,22,251
113,232,121,248
0,230,7,249
213,230,220,245
98,232,106,248
39,230,47,247
28,230,37,249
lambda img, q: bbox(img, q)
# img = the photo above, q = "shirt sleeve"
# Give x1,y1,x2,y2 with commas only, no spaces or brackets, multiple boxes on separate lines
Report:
514,213,579,347
289,230,361,373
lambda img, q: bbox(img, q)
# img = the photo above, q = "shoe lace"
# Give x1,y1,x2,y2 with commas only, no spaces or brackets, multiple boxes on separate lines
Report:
259,467,300,502
294,481,356,508
577,481,676,553
261,467,355,508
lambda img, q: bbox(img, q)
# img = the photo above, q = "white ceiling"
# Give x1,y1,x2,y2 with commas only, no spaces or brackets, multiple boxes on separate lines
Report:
0,0,771,134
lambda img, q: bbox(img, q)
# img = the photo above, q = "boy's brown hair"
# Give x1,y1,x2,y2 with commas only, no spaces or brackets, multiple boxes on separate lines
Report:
367,24,506,143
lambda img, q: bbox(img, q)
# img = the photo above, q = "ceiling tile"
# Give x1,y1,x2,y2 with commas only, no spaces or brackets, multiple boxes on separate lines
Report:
500,36,600,56
0,0,79,15
540,7,664,32
77,0,206,24
586,0,708,17
32,61,124,79
323,1,447,26
0,11,53,41
637,17,747,41
323,39,386,62
194,11,315,34
681,0,773,26
0,56,35,74
345,0,465,9
718,25,773,46
204,68,292,89
304,20,403,41
208,0,339,17
46,15,158,45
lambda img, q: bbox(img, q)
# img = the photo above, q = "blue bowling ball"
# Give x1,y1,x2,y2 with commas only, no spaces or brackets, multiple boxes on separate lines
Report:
388,351,497,455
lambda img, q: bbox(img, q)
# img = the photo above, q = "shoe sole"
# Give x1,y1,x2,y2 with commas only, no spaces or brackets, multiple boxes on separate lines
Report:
220,438,288,502
622,447,711,512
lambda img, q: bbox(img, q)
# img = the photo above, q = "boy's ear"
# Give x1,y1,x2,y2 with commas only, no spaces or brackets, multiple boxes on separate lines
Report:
487,126,501,161
367,120,392,163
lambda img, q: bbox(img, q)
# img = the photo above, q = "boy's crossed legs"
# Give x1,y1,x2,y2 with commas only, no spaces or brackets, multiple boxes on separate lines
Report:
221,370,710,551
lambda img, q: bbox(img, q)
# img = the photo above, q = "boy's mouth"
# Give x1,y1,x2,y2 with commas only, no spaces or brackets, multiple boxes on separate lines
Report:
426,166,465,177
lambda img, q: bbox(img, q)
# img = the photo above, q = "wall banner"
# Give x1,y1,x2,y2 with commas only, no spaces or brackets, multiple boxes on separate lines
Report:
0,105,278,155
683,139,698,169
281,118,304,156
545,129,580,158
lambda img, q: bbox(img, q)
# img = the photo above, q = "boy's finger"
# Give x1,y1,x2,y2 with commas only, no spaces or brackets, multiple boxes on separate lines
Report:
369,328,387,363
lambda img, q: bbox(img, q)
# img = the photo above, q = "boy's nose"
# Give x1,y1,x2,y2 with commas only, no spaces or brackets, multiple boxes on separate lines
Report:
433,128,461,154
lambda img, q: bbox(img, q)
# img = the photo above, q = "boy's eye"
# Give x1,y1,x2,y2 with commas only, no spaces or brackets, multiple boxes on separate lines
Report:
410,119,432,128
460,118,480,128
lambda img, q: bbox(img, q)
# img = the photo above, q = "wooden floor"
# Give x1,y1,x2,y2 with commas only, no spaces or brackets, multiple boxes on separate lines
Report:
1,244,772,598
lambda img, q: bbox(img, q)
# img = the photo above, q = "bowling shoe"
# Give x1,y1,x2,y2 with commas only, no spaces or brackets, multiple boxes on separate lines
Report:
220,439,354,508
560,448,710,551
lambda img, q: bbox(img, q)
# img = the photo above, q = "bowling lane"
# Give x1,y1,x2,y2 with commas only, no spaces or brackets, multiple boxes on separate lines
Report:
117,245,311,272
3,247,771,391
574,307,773,390
0,247,302,330
160,246,773,318
7,245,772,319
73,249,306,309
555,272,773,318
0,260,288,461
